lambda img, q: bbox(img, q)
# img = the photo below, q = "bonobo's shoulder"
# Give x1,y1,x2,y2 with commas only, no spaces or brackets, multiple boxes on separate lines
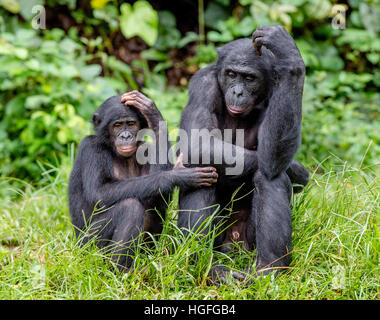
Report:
189,65,218,88
77,135,100,154
78,135,96,148
75,135,109,165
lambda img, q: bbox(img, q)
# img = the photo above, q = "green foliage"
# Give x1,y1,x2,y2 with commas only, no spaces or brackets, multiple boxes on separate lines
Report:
154,11,181,51
203,0,380,168
298,71,380,166
0,19,125,179
189,44,218,69
0,163,378,299
0,0,379,180
1,0,44,19
143,87,189,133
119,0,158,46
207,16,255,42
0,0,379,300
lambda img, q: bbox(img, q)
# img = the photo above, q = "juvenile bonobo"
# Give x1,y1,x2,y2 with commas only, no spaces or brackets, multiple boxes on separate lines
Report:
178,26,309,281
68,91,218,271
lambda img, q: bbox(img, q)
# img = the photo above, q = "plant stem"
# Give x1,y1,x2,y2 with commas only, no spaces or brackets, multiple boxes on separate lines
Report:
198,0,205,45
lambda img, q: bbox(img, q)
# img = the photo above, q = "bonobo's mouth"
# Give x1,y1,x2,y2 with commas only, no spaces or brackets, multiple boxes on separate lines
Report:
227,105,253,116
116,145,137,157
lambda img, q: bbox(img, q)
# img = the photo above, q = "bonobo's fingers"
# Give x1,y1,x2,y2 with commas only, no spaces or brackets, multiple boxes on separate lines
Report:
121,95,148,112
195,167,218,186
121,96,145,107
176,166,218,189
121,91,155,112
196,166,217,172
252,30,264,56
120,91,161,129
174,153,185,169
252,27,267,56
252,25,300,60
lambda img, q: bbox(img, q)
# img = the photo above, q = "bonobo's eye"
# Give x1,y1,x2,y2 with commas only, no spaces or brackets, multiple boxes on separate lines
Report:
226,70,236,78
127,121,136,127
113,122,123,128
245,75,256,81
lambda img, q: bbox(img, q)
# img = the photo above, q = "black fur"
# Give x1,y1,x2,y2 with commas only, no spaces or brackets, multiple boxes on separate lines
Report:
178,26,309,280
69,94,218,270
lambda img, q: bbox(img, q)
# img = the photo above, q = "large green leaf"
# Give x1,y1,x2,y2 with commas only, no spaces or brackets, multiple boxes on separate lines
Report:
17,0,44,20
1,0,20,13
120,0,158,46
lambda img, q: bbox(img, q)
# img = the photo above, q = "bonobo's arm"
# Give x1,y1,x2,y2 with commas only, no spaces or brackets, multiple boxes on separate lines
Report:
79,137,217,208
121,90,171,172
179,65,308,187
253,26,305,180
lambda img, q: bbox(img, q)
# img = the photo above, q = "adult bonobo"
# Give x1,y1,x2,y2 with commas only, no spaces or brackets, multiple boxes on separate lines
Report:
69,91,218,271
178,26,309,281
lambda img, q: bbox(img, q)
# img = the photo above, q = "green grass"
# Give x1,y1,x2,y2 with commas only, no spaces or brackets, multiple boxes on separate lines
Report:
0,160,379,300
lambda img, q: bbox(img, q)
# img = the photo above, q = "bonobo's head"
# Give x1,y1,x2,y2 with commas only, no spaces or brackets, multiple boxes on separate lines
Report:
92,96,148,157
216,38,273,117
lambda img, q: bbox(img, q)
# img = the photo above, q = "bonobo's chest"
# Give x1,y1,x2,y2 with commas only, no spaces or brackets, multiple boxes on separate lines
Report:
113,158,148,180
219,112,263,151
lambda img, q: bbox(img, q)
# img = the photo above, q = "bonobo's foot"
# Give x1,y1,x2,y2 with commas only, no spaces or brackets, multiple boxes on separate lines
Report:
119,265,149,279
210,264,285,286
208,264,246,285
243,264,288,280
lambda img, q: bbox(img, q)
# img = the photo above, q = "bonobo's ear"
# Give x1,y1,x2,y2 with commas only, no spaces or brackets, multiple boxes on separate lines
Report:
92,112,101,127
216,45,228,62
216,40,238,63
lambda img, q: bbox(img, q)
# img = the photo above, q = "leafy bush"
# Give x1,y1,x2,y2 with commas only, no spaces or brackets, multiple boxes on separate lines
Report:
298,71,380,166
203,0,380,167
0,0,379,181
119,0,158,46
0,16,125,179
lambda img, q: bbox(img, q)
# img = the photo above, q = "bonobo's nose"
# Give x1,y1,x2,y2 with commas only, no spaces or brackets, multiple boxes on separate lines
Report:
120,131,133,140
233,85,243,97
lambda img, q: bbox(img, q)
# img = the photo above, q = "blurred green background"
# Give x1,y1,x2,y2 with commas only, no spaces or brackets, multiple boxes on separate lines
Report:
0,0,379,182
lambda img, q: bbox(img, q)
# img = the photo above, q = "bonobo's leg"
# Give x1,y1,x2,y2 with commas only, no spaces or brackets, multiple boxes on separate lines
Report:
109,198,145,270
81,198,145,271
246,190,258,248
178,187,217,238
252,170,292,275
179,188,245,283
80,209,114,249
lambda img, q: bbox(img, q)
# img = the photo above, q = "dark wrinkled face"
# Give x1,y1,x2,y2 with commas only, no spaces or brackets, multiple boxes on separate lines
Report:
217,39,271,117
109,114,141,157
92,96,147,158
220,65,266,117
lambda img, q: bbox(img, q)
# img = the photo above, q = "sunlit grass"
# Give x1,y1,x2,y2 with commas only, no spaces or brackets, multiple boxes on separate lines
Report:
0,160,378,299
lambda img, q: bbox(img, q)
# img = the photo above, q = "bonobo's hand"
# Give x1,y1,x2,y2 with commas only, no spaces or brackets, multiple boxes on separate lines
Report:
121,91,163,129
252,25,303,64
173,153,218,187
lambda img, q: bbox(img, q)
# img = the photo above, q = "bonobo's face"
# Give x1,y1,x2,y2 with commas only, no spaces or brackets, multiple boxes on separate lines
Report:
217,39,270,117
220,65,266,117
109,113,141,158
92,96,146,158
